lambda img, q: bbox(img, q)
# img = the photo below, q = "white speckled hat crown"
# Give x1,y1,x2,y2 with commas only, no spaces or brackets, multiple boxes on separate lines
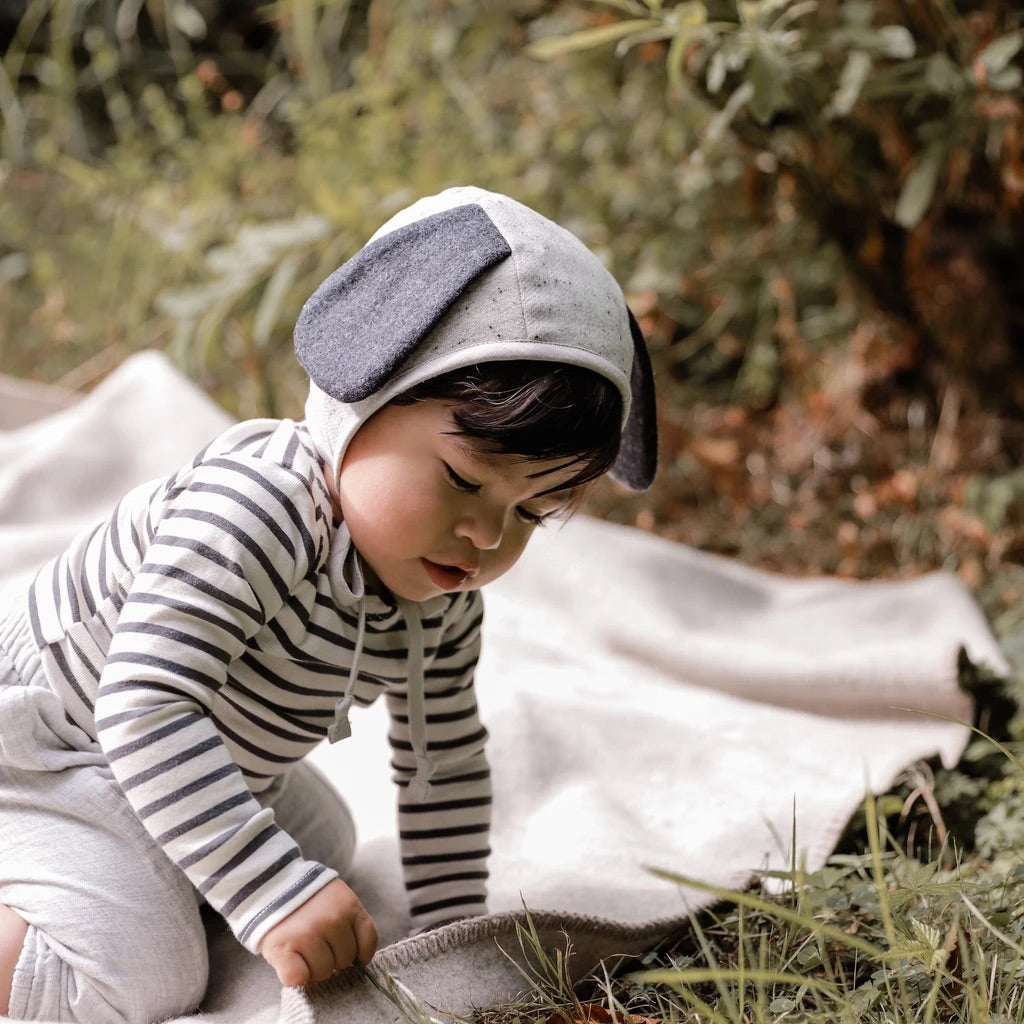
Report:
296,186,657,490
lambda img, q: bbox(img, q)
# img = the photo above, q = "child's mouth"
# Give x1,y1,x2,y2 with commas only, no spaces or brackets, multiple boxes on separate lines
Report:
421,559,473,590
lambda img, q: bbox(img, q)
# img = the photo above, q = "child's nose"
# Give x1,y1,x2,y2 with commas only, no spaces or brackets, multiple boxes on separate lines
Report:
456,508,505,550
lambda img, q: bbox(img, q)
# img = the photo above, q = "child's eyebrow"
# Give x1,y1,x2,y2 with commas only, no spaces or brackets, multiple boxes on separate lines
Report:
450,438,579,488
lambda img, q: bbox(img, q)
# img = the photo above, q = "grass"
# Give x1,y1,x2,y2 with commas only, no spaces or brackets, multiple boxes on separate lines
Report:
339,664,1024,1024
444,797,1024,1023
346,648,1024,1024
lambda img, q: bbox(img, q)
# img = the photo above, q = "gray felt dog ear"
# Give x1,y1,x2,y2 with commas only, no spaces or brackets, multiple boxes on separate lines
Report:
294,204,512,402
611,311,658,492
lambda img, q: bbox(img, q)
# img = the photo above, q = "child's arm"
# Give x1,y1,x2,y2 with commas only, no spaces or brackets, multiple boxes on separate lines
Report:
387,590,492,931
93,451,343,958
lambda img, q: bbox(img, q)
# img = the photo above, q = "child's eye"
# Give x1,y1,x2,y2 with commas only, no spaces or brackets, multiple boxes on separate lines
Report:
444,463,480,493
515,507,551,527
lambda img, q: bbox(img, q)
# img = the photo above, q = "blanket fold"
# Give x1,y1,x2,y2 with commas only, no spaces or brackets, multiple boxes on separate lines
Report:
0,352,1009,1024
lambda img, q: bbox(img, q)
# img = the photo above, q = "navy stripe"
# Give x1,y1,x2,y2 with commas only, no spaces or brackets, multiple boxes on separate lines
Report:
410,894,486,916
210,714,301,765
104,652,223,691
108,498,128,570
399,796,492,815
221,849,302,917
136,563,263,623
178,820,249,870
401,847,492,867
119,737,223,790
390,726,488,753
216,690,322,744
237,866,327,944
155,534,249,583
127,592,248,644
137,764,240,818
102,711,204,761
394,767,491,788
114,620,233,664
404,870,489,891
203,458,317,566
161,509,291,605
399,822,490,841
391,705,480,726
198,825,279,895
183,481,298,564
158,792,253,844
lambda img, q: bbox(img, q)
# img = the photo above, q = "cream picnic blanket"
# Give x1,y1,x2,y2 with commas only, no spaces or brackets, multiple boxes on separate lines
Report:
0,353,1008,1024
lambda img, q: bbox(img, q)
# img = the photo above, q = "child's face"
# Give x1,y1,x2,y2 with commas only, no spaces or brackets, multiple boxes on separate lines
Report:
335,399,580,602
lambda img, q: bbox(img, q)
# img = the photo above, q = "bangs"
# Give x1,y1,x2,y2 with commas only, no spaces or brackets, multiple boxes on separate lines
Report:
393,361,623,494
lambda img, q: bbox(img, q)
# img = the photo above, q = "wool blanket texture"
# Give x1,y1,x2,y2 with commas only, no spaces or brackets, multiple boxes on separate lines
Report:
0,352,1009,1024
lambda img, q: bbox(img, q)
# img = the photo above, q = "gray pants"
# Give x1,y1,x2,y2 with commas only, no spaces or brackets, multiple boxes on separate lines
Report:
0,643,356,1024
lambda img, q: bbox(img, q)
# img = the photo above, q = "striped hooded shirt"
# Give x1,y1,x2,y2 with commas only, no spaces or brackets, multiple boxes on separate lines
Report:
0,418,491,952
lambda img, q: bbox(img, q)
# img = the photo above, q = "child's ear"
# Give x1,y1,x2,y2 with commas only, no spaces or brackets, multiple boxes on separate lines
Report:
294,204,511,404
609,311,658,492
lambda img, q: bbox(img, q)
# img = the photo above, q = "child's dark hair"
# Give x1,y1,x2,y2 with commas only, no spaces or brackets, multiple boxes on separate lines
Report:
392,361,622,495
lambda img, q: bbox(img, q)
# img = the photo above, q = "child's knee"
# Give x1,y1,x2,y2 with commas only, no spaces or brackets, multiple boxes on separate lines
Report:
98,908,210,1022
11,911,208,1024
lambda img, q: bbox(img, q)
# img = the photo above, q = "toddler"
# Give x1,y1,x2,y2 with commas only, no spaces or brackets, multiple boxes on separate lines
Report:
0,186,657,1023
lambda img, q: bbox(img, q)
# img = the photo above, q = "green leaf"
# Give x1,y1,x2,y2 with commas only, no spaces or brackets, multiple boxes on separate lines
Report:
924,52,965,96
705,79,753,141
988,65,1023,92
840,1,875,29
738,1,760,25
665,0,708,29
829,50,871,117
747,42,789,124
666,27,700,93
169,1,207,41
253,253,301,349
874,24,914,59
525,19,658,60
645,866,887,958
614,25,680,55
980,30,1023,77
894,143,943,228
632,967,838,998
707,48,728,93
584,0,650,14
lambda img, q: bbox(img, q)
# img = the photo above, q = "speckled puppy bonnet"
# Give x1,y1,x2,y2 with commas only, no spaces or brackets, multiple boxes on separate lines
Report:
294,186,657,491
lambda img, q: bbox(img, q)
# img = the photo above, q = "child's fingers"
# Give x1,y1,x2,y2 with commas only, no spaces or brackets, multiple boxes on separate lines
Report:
267,947,312,988
305,937,342,983
354,912,378,965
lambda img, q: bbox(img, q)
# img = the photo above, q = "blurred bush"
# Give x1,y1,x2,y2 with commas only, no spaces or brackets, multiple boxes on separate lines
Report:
3,2,1022,417
531,1,1024,415
3,0,701,416
2,0,1024,588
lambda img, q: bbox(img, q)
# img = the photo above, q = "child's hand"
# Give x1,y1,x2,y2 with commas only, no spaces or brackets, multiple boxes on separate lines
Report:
258,879,378,986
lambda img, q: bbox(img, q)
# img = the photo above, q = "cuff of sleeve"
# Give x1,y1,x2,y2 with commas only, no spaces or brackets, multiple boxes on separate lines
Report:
231,860,339,953
408,890,488,933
